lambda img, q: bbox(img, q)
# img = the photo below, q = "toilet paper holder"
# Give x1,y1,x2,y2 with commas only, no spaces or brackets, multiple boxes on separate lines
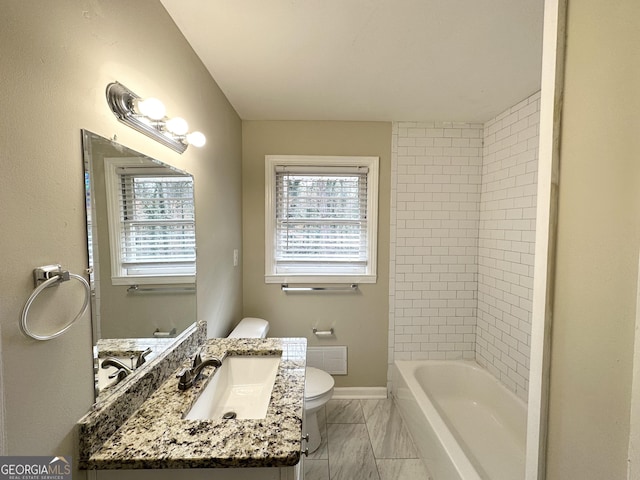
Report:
312,328,334,337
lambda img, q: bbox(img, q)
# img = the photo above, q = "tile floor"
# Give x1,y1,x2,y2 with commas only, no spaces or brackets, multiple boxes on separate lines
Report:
304,399,431,480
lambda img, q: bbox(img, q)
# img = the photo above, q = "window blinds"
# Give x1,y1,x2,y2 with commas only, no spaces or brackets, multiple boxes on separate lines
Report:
274,166,368,273
118,172,195,275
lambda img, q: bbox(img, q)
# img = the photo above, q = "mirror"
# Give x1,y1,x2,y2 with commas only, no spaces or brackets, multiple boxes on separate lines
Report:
82,130,197,400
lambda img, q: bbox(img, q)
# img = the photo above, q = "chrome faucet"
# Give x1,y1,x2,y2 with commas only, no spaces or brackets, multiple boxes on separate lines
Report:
176,352,223,391
101,357,133,373
108,368,130,383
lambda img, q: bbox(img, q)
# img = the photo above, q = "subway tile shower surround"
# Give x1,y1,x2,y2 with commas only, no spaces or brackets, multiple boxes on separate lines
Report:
477,93,540,399
389,92,541,400
390,122,484,363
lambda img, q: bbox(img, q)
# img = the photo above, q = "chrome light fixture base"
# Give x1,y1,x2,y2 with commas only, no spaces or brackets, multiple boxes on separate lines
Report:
106,82,188,154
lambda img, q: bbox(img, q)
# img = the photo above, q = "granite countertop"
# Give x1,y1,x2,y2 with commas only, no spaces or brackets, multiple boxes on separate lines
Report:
96,337,177,358
85,337,307,470
94,337,178,398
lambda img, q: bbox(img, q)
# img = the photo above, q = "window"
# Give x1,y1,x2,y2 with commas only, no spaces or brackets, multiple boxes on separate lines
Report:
104,158,195,285
265,155,378,283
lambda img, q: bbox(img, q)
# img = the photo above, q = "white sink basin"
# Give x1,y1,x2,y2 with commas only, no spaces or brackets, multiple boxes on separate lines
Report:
185,355,281,420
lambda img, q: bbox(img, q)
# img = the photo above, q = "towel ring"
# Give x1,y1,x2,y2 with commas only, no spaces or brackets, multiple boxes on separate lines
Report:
20,265,91,341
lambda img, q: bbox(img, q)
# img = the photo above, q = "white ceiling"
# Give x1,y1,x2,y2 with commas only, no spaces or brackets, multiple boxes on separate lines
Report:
160,0,544,122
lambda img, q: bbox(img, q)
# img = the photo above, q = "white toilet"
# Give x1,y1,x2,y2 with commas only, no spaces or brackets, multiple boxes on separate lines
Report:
228,317,334,453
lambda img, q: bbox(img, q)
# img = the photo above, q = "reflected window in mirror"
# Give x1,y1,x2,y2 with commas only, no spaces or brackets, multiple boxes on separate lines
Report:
104,158,196,285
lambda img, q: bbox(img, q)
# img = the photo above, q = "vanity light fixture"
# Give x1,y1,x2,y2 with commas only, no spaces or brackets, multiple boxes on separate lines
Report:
106,81,206,154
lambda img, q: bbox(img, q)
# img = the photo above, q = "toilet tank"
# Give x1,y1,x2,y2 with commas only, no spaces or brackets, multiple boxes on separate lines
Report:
228,317,270,338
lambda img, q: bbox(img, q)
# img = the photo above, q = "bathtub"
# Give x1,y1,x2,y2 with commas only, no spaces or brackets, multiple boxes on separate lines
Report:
392,360,527,480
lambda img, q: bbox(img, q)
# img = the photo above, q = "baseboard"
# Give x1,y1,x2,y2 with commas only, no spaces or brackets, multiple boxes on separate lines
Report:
331,387,388,399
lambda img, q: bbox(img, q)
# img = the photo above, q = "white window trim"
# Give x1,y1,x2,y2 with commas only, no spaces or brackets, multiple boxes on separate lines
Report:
104,157,195,286
265,155,379,284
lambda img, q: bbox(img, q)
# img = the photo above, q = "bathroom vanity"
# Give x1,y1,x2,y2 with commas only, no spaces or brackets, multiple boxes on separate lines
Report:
78,334,307,480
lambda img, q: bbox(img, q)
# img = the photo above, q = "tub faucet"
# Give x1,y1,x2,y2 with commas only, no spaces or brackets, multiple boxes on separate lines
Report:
101,357,133,373
176,353,223,391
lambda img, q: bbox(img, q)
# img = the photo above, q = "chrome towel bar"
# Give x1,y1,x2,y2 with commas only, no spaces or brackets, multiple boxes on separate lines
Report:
127,285,196,294
281,284,358,293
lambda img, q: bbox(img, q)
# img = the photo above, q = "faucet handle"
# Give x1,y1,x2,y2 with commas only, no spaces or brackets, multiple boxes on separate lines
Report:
192,352,203,369
135,347,153,368
176,368,193,391
136,347,152,368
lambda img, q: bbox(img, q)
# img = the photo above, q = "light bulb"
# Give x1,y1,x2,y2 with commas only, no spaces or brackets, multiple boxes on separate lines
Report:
133,97,166,120
186,131,206,147
165,117,189,136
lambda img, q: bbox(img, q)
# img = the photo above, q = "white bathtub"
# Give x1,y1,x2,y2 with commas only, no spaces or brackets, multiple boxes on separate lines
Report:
392,360,527,480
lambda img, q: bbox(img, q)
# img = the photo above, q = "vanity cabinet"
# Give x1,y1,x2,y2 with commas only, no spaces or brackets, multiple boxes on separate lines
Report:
81,338,307,480
79,338,306,480
93,460,303,480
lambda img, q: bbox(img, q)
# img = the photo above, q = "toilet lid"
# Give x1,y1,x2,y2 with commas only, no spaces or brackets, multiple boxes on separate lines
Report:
305,367,335,399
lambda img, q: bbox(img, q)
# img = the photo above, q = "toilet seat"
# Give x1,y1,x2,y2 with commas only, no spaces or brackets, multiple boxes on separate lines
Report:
305,367,334,400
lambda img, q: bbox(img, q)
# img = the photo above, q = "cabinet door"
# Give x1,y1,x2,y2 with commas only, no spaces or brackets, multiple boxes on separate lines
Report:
95,467,284,480
279,460,303,480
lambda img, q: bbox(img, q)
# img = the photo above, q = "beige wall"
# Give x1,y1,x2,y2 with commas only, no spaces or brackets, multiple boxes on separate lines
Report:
242,121,391,387
546,0,640,478
0,0,242,475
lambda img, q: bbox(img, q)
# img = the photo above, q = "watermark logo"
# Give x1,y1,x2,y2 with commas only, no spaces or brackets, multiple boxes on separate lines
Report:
0,456,71,480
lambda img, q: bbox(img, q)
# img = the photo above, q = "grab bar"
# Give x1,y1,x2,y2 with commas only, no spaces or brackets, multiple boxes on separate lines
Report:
127,285,195,294
281,284,358,293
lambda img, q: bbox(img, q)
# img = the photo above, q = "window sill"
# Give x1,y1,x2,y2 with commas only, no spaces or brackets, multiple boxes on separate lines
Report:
265,274,376,284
